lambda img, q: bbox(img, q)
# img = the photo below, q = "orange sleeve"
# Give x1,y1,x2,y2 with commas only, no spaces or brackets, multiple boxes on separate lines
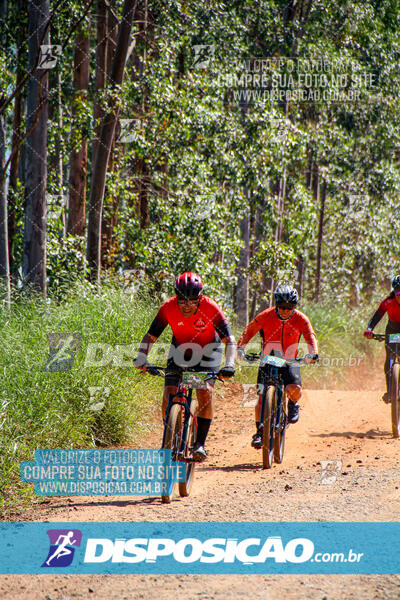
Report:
300,315,318,354
238,317,263,348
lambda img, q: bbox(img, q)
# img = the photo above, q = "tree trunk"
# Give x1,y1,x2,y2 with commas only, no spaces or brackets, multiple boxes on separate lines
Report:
236,190,250,327
0,114,10,306
55,70,65,237
296,254,305,297
8,48,24,278
249,289,257,321
93,0,108,162
100,6,120,266
315,177,326,303
67,28,90,237
257,194,273,312
23,0,49,296
86,0,138,284
127,0,150,233
138,158,150,228
7,0,25,280
0,0,6,47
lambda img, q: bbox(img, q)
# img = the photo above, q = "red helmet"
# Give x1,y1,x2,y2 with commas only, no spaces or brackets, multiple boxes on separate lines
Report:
174,272,203,299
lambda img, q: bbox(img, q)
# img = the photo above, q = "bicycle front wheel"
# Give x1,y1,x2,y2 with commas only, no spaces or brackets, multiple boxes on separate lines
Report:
262,386,276,469
391,363,400,438
161,404,182,503
178,410,197,497
274,392,287,464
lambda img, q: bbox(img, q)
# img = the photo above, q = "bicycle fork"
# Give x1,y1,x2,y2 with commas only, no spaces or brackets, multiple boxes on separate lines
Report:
162,390,196,461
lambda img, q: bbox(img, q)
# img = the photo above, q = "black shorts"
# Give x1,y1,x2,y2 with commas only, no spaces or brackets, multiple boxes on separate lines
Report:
164,343,223,388
257,363,301,390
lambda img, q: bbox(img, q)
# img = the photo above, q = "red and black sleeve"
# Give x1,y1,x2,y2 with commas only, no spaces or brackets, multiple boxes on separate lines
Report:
148,306,169,338
214,317,232,340
367,299,388,330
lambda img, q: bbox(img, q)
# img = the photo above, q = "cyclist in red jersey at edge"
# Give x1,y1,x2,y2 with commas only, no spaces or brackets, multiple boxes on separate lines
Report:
364,276,400,403
134,272,236,462
237,284,318,448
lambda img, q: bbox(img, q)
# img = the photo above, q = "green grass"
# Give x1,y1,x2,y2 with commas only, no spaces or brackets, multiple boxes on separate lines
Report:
0,282,164,515
301,303,385,388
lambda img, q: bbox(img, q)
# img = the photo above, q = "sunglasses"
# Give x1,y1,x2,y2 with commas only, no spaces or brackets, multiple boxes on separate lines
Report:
395,291,400,296
177,298,200,306
277,305,294,310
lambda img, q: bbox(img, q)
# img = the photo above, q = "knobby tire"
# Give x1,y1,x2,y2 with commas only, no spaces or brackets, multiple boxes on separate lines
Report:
161,404,182,503
263,386,276,469
391,363,400,438
274,391,286,464
178,403,197,497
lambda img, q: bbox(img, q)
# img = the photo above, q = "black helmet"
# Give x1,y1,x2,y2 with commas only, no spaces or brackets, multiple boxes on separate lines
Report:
392,276,400,291
274,284,298,307
174,272,203,299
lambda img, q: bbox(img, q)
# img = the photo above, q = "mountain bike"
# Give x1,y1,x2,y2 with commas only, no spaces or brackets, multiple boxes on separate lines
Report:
370,333,400,438
244,353,312,469
147,366,223,503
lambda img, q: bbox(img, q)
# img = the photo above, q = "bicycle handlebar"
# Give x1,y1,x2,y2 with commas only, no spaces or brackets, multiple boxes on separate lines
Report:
371,333,385,342
244,352,260,362
244,353,317,365
146,365,166,376
145,365,224,382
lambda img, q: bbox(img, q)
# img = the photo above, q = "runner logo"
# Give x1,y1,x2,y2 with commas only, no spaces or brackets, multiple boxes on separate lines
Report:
192,44,215,69
42,529,82,567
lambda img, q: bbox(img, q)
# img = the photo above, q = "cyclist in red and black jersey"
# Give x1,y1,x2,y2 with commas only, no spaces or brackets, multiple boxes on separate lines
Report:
364,276,400,402
134,272,236,462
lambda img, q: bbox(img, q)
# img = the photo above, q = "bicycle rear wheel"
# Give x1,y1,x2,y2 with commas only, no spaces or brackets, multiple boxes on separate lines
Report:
391,363,400,438
274,392,286,464
178,406,197,497
161,404,182,503
262,386,276,469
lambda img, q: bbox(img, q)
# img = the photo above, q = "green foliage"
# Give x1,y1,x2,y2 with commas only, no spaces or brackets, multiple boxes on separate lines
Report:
2,0,400,307
0,285,163,514
1,0,400,513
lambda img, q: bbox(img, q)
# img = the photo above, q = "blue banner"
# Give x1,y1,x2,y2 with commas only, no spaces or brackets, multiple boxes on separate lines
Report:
0,522,399,574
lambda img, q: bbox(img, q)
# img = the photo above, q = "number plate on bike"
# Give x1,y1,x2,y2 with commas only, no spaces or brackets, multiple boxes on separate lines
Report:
260,355,287,368
389,334,400,344
182,372,211,389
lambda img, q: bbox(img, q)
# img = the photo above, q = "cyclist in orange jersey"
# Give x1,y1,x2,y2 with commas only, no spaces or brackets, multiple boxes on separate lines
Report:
237,284,318,448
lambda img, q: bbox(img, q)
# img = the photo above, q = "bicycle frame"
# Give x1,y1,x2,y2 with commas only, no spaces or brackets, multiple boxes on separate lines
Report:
244,352,311,467
162,381,197,462
146,365,221,502
388,339,400,385
372,334,400,394
149,366,220,463
371,333,400,438
258,363,286,435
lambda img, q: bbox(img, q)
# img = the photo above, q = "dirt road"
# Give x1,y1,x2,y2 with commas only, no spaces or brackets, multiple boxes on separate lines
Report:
2,382,400,599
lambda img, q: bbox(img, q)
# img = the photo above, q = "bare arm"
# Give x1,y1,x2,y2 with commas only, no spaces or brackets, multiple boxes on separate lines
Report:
221,335,236,367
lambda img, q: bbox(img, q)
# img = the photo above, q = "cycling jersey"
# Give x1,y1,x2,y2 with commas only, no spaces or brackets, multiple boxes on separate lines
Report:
368,295,400,330
238,306,318,359
366,294,400,393
148,295,231,346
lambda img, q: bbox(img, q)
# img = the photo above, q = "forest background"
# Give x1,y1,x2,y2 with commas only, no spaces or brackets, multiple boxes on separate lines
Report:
0,0,399,511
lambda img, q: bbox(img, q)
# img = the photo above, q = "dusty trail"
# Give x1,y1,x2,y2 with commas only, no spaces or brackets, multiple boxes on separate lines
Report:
2,382,400,599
